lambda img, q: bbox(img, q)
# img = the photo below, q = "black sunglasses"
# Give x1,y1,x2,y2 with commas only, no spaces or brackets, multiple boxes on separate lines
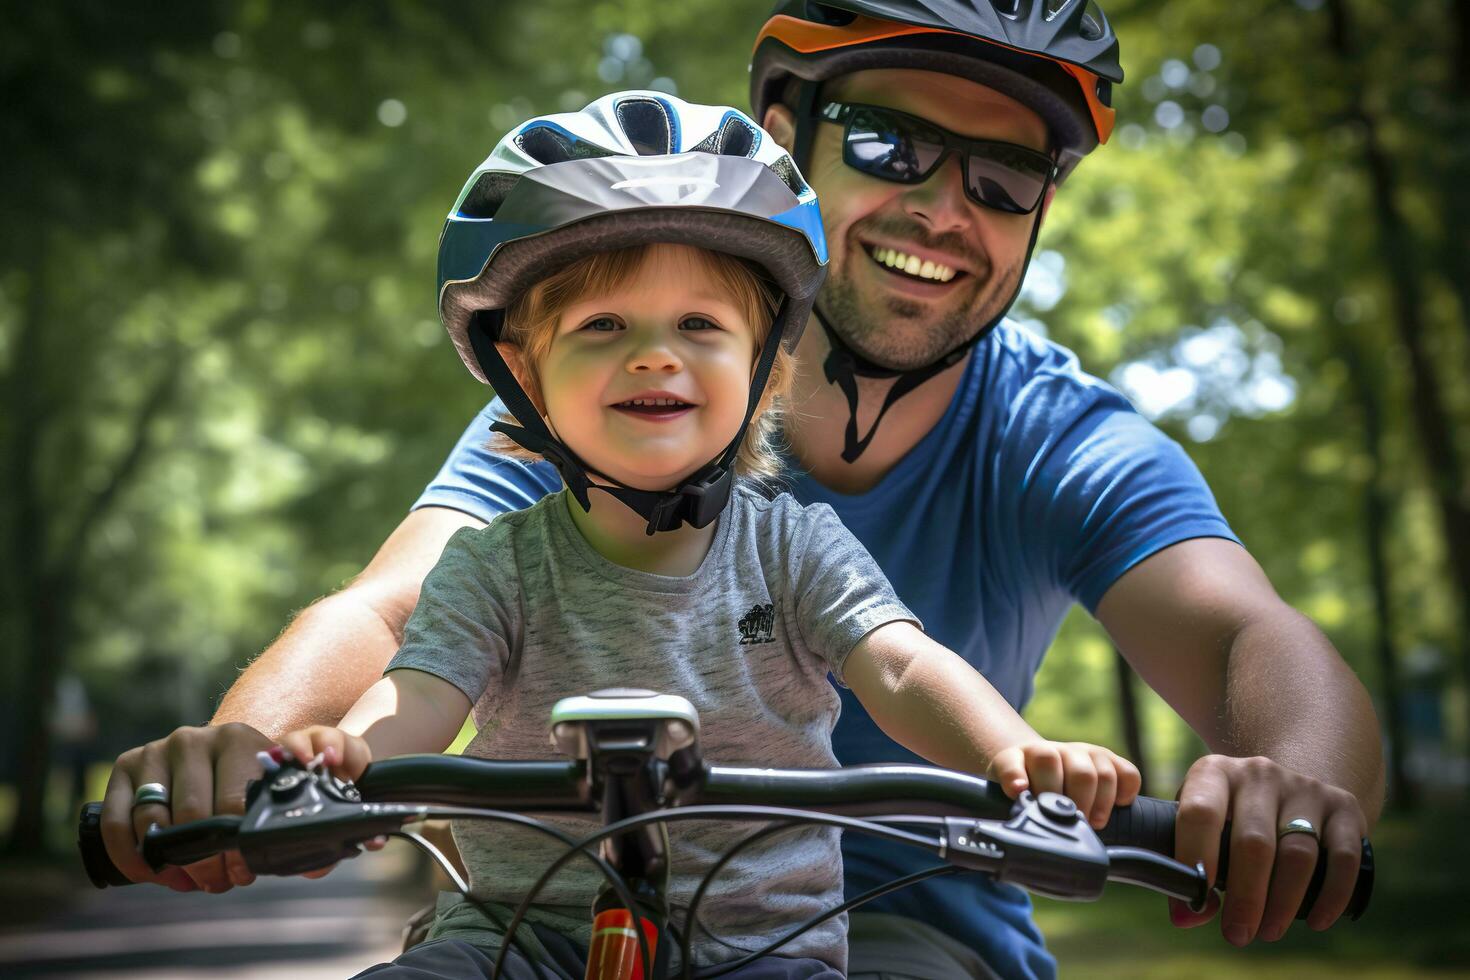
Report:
817,101,1056,216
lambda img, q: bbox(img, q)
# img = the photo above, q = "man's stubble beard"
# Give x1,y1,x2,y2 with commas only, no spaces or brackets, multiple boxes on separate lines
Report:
820,248,1024,372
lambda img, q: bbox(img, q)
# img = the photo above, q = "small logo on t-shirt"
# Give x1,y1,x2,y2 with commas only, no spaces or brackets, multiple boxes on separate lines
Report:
737,603,775,645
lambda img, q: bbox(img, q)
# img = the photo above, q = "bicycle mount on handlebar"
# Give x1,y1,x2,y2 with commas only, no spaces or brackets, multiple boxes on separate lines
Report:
549,690,710,976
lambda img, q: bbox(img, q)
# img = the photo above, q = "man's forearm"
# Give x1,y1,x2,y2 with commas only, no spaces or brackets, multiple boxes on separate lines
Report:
211,589,404,740
210,506,483,739
1217,610,1386,825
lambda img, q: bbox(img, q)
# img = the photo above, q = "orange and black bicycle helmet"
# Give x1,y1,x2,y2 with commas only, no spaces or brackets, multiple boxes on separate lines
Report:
748,1,1124,463
750,0,1122,182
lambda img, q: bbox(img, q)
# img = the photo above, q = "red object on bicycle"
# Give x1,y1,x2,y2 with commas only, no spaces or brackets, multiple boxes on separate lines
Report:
585,907,659,980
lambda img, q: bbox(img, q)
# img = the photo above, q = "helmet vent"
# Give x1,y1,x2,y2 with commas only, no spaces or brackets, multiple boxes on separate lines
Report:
514,125,615,165
996,0,1022,18
689,115,760,158
457,171,520,219
804,2,857,27
1044,0,1074,21
615,97,675,156
1080,2,1105,39
768,153,809,197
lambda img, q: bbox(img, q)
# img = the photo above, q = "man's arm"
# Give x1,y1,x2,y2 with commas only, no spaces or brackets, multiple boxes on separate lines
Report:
1095,537,1385,944
101,505,483,893
213,506,485,736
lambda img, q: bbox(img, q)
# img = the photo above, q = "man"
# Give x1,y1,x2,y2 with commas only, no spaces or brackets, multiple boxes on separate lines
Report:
102,2,1384,977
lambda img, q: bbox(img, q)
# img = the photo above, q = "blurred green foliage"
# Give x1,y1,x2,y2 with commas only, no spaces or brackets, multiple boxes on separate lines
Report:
2,0,1468,866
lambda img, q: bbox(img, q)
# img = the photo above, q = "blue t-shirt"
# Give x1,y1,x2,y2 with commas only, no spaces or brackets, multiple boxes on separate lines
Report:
411,320,1238,979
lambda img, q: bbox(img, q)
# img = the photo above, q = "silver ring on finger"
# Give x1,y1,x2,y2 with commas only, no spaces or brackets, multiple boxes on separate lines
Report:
1277,817,1318,842
132,782,169,809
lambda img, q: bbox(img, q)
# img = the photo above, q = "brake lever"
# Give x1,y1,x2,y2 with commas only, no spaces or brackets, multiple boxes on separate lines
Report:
1103,845,1211,910
233,761,426,877
940,790,1112,901
937,790,1208,910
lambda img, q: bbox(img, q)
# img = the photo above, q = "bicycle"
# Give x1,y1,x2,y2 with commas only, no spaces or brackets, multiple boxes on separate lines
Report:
78,688,1375,979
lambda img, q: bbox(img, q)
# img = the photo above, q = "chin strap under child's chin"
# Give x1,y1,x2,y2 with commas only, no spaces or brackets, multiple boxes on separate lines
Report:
468,300,791,535
488,418,736,535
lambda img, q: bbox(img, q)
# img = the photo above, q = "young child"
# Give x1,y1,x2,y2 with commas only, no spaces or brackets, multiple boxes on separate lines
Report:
283,93,1139,980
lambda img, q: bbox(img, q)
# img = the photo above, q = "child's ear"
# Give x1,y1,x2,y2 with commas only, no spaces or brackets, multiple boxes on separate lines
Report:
496,342,547,416
750,346,781,416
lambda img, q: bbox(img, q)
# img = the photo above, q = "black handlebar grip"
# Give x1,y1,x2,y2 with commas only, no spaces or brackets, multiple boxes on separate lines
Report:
78,802,135,889
138,816,243,871
1098,795,1375,921
1096,794,1177,855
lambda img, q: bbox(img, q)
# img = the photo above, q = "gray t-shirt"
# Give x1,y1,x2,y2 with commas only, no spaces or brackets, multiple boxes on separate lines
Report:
387,483,917,971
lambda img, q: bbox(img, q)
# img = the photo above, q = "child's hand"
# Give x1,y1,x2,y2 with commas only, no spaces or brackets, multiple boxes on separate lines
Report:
273,727,382,877
988,741,1142,830
276,726,373,782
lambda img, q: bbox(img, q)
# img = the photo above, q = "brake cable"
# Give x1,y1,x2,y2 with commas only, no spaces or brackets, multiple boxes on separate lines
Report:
363,806,650,980
679,815,954,978
501,804,943,978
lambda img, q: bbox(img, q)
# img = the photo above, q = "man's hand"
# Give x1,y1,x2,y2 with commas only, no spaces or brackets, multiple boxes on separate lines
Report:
1096,540,1384,946
1170,753,1369,945
100,723,273,893
97,506,484,893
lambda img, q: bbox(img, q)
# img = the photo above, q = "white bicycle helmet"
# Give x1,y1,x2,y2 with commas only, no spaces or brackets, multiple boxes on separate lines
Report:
436,91,828,533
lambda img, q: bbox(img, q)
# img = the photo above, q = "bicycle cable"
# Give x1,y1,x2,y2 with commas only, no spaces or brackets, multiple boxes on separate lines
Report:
680,816,952,977
378,806,651,980
680,819,805,962
691,864,961,979
504,804,942,979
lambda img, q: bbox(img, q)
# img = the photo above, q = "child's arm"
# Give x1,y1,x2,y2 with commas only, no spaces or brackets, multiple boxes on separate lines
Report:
844,621,1140,829
277,668,472,781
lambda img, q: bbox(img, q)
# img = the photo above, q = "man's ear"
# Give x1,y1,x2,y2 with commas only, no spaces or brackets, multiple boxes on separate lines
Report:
763,103,796,155
496,341,546,416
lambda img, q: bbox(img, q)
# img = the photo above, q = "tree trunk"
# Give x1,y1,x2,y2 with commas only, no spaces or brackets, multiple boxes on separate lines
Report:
2,242,186,853
1439,0,1470,387
6,574,71,853
1326,0,1470,771
1337,330,1412,809
1113,648,1150,797
3,245,56,854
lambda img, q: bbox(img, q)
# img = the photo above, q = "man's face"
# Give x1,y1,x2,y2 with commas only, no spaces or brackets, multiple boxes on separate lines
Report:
771,68,1052,371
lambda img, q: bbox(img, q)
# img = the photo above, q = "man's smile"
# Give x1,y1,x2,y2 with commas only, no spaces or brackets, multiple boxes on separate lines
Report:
856,235,985,297
857,242,983,299
861,240,970,282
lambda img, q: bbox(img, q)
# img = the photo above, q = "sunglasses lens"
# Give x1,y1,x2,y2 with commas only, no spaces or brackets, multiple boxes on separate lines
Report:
838,104,1054,214
845,108,944,182
965,147,1051,215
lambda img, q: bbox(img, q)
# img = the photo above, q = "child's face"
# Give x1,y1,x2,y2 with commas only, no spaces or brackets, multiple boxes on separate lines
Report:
536,244,763,492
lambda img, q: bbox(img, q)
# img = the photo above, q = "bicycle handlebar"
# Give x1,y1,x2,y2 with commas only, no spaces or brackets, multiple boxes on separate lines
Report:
76,756,1373,921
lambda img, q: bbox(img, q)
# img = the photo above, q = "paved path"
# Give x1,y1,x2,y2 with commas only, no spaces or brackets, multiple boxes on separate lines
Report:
0,843,433,979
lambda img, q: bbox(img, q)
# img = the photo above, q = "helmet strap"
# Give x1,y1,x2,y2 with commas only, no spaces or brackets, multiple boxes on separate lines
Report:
816,168,1052,463
466,312,597,510
467,300,791,535
791,81,821,172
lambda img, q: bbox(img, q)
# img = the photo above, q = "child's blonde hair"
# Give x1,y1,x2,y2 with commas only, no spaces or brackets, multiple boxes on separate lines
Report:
491,244,795,480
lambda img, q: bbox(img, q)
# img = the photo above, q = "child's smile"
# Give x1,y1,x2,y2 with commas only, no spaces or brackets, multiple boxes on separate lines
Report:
607,389,700,422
